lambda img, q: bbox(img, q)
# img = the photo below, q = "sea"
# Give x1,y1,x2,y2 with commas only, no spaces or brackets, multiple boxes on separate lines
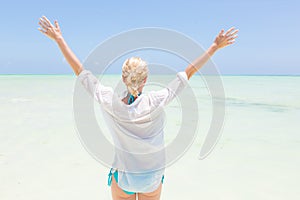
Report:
0,74,299,199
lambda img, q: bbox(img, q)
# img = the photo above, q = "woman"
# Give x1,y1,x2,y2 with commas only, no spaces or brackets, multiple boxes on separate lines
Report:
38,16,238,200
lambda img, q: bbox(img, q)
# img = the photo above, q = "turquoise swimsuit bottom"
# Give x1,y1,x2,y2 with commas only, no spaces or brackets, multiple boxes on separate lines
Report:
107,169,164,195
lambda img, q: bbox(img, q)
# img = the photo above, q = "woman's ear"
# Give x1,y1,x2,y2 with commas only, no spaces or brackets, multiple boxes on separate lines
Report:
143,76,147,83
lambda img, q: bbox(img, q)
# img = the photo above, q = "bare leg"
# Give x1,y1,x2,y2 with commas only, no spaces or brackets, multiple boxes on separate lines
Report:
111,175,137,200
137,183,162,200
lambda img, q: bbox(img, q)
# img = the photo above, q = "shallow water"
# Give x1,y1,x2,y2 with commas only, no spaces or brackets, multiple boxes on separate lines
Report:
0,74,299,199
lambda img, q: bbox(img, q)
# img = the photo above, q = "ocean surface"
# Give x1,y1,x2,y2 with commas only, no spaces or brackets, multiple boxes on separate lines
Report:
0,74,299,200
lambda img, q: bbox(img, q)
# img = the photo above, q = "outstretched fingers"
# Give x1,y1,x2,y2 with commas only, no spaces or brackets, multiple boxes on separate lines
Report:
38,15,63,41
38,17,52,38
38,20,48,30
229,29,239,36
40,18,48,28
228,33,238,40
38,27,46,34
54,20,60,29
226,28,239,44
227,40,235,45
227,35,238,44
218,29,225,37
214,27,239,48
39,16,56,32
225,27,235,36
42,16,52,26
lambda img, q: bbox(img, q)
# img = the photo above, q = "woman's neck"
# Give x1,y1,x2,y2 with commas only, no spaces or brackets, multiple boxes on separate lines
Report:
122,90,142,105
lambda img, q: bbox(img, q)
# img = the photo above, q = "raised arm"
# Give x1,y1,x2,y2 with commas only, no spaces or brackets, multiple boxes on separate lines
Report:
38,16,83,76
185,27,239,80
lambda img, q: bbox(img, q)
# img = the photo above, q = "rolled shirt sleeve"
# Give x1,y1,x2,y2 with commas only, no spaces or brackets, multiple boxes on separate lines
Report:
148,71,189,107
77,69,114,105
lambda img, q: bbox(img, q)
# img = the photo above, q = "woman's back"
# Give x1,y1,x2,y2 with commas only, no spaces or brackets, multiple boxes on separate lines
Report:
78,69,189,192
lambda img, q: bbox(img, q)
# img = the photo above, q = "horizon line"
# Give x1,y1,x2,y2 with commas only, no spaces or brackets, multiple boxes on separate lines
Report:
0,73,300,77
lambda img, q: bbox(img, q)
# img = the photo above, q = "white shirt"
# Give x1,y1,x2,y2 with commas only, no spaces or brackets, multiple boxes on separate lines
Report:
77,69,189,192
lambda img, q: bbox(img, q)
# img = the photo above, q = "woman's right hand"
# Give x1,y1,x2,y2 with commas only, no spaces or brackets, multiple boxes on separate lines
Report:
38,16,63,41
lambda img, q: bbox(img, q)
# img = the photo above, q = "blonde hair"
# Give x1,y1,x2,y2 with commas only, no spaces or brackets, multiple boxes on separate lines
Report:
122,57,148,97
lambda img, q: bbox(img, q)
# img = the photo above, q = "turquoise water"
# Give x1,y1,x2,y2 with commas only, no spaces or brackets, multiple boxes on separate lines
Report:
1,74,299,146
0,75,299,199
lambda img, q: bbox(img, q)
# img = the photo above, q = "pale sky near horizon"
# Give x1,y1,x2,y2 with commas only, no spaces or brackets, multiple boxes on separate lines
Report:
0,0,299,75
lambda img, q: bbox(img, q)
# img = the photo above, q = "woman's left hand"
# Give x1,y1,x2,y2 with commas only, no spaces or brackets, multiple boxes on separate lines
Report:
38,16,62,41
213,27,239,50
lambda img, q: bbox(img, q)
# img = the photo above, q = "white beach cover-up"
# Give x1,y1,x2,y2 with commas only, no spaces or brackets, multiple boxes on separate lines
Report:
78,69,189,192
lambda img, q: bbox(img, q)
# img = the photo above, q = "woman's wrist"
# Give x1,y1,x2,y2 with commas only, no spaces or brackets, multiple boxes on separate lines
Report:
207,43,219,56
55,35,64,43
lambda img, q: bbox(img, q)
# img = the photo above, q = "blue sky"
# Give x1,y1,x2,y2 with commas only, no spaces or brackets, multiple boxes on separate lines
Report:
0,0,299,75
